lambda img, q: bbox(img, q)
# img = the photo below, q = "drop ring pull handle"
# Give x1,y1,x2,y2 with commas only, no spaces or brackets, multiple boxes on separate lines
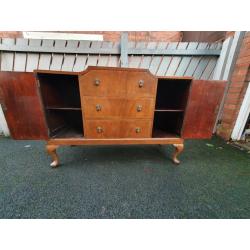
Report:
96,126,103,133
96,104,102,111
94,79,100,86
135,127,141,133
137,105,142,112
138,80,144,88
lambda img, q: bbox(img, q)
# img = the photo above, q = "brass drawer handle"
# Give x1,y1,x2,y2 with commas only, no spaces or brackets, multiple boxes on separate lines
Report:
138,79,144,88
137,105,142,112
96,126,103,133
135,127,141,133
96,104,102,111
94,79,100,86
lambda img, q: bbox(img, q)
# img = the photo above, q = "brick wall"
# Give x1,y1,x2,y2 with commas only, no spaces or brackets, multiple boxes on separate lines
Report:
0,31,22,38
217,32,250,140
75,31,182,42
0,31,182,42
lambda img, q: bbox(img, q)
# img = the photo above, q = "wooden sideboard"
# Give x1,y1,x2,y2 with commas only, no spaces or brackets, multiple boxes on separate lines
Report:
0,66,226,167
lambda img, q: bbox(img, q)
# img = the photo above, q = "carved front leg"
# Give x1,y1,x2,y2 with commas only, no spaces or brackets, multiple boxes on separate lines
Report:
172,144,184,164
46,144,60,168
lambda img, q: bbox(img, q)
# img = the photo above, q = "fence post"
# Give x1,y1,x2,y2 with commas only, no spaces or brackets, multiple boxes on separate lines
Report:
120,32,128,67
213,37,233,80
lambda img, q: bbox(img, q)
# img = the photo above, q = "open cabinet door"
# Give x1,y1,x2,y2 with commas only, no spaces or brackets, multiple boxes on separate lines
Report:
182,80,226,139
0,72,48,139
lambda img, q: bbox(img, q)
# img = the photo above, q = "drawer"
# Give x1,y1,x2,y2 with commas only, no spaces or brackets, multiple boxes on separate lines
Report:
84,119,121,138
124,98,155,119
84,119,152,138
83,97,155,119
126,71,157,97
121,120,152,138
83,97,124,119
79,69,127,97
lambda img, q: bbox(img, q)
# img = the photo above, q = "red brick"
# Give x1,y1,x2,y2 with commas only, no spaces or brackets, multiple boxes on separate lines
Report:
236,56,250,65
26,31,182,42
223,104,236,112
0,31,22,38
225,98,241,105
222,110,235,118
229,82,245,88
222,112,235,122
230,81,245,88
245,32,250,37
217,130,231,140
238,48,250,58
220,123,233,129
233,67,249,76
240,41,250,49
228,87,244,93
226,31,235,38
243,36,250,43
226,92,241,100
231,74,247,82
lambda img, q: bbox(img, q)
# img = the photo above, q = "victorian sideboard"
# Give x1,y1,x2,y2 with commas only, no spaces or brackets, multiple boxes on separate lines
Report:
0,66,226,167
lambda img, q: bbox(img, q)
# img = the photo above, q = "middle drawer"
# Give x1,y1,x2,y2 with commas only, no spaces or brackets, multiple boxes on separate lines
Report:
82,97,155,119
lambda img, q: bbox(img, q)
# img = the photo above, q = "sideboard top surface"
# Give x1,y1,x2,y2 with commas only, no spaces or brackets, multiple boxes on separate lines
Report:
34,66,193,80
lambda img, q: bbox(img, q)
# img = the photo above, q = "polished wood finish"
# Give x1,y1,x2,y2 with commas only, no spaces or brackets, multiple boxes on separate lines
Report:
83,97,125,119
85,119,152,139
0,66,226,167
79,69,127,97
182,80,226,139
0,72,48,139
172,144,184,164
83,97,155,119
123,98,155,118
121,120,152,138
85,119,122,138
46,144,59,167
80,67,157,140
126,71,157,97
47,137,184,145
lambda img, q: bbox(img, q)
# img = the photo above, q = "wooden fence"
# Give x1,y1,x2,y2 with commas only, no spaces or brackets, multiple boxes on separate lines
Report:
0,32,243,136
0,34,225,80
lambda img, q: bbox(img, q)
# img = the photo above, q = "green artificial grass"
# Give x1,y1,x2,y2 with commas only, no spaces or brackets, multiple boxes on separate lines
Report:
0,136,249,218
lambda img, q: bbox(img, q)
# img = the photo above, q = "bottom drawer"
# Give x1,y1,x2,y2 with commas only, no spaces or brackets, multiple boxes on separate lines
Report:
84,119,152,138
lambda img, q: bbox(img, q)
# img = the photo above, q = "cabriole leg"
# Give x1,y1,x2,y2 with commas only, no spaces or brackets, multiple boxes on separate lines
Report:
172,144,184,165
46,144,60,168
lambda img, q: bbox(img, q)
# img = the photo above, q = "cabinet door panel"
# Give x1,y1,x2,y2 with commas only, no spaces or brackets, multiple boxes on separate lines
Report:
0,72,48,139
182,80,226,139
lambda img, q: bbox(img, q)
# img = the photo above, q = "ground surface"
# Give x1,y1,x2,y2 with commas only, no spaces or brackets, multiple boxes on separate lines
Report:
0,136,249,219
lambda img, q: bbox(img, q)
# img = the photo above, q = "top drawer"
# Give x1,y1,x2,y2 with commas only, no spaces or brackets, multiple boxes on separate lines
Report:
79,69,127,97
126,71,157,97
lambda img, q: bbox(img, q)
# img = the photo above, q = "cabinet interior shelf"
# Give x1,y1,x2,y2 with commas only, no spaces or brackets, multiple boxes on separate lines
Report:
152,129,179,138
155,109,184,112
46,107,81,111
